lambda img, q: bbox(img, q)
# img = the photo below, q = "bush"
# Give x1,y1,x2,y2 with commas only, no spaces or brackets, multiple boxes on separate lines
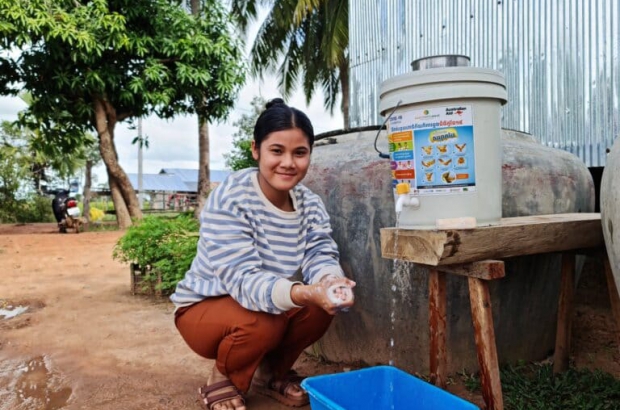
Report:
16,195,56,223
0,194,56,223
90,199,115,212
113,214,199,295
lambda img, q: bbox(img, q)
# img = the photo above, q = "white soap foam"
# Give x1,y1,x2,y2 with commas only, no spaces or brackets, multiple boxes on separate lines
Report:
326,284,352,305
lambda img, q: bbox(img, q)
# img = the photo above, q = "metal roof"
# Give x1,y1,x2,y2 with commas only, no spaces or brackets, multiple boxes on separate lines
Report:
159,168,231,183
127,169,231,193
127,173,190,192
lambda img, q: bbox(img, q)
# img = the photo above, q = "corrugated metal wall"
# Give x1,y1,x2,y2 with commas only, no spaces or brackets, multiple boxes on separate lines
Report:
349,0,619,167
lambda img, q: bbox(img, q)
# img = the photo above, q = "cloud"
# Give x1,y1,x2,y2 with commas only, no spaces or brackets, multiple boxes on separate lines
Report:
87,71,343,183
0,6,344,186
89,80,341,184
0,96,27,120
2,83,343,186
1,78,343,185
105,5,347,180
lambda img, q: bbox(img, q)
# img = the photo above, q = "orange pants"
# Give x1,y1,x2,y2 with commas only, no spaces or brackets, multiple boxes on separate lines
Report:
174,296,333,392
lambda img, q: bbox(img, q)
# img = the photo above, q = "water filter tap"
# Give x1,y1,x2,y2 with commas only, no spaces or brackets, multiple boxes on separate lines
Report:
395,183,420,213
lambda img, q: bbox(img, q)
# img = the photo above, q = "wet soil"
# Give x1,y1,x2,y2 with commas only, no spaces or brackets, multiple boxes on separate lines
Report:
0,223,618,409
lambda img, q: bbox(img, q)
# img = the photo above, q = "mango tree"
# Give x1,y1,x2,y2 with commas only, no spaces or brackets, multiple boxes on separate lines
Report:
0,0,245,227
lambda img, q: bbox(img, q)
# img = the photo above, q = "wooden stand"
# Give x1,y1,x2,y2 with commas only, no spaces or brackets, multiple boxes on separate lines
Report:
380,213,619,410
130,263,162,297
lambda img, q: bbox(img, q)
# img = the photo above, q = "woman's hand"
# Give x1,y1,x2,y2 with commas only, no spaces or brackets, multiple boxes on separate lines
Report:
291,275,356,315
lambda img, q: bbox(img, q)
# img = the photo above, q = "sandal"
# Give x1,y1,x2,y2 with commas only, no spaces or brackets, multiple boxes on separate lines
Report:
253,370,309,407
198,380,246,410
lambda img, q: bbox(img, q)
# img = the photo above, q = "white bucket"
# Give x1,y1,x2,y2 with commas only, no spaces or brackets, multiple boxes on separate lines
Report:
379,56,507,229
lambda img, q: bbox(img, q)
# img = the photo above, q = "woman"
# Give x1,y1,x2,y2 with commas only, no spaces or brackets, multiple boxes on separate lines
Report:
170,98,356,410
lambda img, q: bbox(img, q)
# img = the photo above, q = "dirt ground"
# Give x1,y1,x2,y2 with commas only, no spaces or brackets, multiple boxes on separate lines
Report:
0,223,618,410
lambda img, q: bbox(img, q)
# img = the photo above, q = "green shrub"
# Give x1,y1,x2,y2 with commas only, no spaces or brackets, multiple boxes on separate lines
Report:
90,199,115,212
0,199,18,223
15,195,56,223
0,194,56,223
113,214,199,295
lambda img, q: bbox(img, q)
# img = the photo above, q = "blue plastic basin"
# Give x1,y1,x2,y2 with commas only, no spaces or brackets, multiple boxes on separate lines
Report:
300,366,479,410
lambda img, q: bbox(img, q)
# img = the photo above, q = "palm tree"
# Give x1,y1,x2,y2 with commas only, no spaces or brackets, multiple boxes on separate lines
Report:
231,0,349,127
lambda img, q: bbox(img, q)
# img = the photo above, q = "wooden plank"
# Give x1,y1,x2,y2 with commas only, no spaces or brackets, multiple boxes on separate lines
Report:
468,277,504,410
603,254,620,356
553,253,576,374
438,260,505,280
428,269,447,388
381,213,603,266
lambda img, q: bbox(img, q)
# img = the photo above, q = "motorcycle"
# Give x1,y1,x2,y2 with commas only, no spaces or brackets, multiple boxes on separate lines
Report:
52,190,84,233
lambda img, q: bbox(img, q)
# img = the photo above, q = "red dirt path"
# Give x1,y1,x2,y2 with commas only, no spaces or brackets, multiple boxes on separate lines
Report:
0,223,618,410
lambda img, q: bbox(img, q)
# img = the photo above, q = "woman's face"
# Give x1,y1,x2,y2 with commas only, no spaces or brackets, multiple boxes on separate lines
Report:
252,127,311,206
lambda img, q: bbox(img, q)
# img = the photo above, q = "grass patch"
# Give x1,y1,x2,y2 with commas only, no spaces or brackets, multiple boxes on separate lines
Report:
142,211,187,219
86,222,120,232
87,211,189,232
102,214,118,222
462,363,620,409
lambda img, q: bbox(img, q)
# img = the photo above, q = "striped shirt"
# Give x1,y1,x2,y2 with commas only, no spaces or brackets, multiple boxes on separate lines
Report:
169,168,344,314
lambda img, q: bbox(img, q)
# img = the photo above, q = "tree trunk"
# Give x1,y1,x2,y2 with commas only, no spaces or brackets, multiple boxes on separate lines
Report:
190,0,199,13
339,57,350,129
194,115,210,218
190,0,210,219
93,98,143,226
83,159,92,223
108,170,132,229
31,162,44,194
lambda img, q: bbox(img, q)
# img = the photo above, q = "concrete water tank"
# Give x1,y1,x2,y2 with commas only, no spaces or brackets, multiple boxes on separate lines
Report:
601,139,620,299
303,128,594,373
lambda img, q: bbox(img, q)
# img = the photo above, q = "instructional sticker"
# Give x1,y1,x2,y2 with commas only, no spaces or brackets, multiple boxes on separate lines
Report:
387,130,415,191
387,105,476,196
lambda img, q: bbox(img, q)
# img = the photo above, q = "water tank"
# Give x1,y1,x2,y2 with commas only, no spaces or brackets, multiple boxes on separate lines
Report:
303,128,594,373
379,55,507,229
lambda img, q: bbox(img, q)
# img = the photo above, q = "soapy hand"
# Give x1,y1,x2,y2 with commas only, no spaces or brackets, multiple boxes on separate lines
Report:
318,275,356,314
326,284,354,313
291,275,356,315
327,284,353,305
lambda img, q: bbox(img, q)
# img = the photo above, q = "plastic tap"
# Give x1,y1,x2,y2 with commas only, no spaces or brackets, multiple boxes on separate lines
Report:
395,183,420,213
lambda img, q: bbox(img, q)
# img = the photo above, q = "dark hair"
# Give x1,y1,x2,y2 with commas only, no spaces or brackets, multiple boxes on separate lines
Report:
253,98,315,148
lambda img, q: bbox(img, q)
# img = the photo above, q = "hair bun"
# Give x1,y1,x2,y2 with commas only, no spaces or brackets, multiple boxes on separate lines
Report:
266,98,286,109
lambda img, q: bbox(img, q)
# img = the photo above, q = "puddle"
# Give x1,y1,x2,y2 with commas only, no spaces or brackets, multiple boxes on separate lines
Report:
0,305,29,319
0,356,72,410
0,299,45,331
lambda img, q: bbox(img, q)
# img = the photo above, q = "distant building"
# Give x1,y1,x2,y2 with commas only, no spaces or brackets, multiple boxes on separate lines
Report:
158,168,231,191
126,168,231,210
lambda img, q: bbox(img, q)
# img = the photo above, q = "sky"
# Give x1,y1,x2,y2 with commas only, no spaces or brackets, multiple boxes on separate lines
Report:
0,11,344,188
0,79,344,188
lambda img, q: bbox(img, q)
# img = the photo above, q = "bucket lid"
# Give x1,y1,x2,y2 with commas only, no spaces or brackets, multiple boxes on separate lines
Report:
381,66,506,92
379,66,508,115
